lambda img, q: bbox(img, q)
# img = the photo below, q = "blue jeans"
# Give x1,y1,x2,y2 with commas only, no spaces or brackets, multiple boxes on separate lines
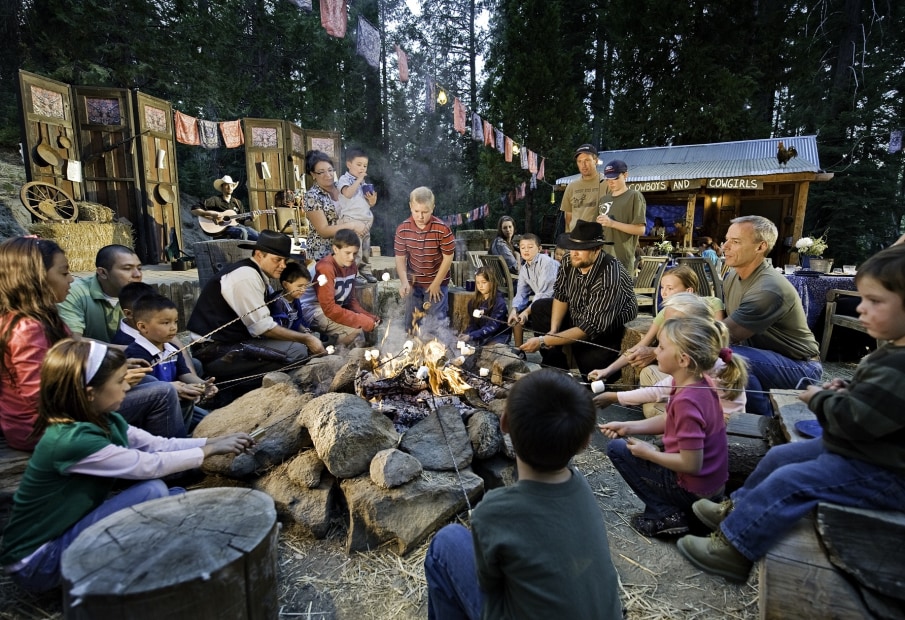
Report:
404,284,449,333
731,346,822,415
607,439,711,520
723,439,905,561
9,481,183,592
424,525,483,620
119,376,186,438
222,225,259,241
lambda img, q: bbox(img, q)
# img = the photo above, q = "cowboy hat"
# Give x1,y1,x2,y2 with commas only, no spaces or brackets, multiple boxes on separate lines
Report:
556,220,606,250
238,230,292,258
213,175,239,192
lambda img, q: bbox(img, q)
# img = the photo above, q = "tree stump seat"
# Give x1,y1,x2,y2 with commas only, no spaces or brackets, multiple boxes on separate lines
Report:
62,487,279,620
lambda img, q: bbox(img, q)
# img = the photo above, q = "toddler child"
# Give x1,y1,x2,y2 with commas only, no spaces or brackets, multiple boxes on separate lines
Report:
600,316,745,538
424,369,622,619
124,294,215,431
111,281,155,346
0,339,251,592
678,244,905,582
337,147,377,283
462,267,510,346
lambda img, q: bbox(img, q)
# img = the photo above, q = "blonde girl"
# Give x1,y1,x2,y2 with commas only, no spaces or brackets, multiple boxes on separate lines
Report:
595,293,746,418
599,316,746,538
588,265,725,383
463,267,509,346
0,339,252,592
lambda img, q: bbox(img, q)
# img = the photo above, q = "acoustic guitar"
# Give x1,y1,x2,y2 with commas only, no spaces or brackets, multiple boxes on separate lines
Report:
198,209,275,235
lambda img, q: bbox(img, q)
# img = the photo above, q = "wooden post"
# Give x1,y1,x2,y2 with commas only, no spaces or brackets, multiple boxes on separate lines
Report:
61,488,279,620
448,287,476,333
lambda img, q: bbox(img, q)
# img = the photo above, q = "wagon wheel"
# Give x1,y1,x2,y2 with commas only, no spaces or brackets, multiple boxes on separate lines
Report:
19,182,79,222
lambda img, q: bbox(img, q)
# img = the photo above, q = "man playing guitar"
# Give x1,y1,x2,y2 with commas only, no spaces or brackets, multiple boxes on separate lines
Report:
192,175,261,241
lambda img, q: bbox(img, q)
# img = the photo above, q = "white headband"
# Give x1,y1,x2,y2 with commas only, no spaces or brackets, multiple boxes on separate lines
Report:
85,341,107,385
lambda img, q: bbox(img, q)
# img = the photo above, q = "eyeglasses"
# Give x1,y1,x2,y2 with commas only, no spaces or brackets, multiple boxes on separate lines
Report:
314,168,335,176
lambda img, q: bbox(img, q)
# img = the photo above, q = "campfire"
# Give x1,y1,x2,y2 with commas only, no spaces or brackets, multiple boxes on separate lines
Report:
355,330,501,433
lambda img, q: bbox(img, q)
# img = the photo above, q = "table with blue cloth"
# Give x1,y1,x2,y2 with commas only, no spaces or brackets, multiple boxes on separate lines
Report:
785,273,857,332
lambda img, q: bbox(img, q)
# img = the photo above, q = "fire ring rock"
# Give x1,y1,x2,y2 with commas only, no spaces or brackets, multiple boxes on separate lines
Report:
399,405,472,471
299,393,400,478
370,448,423,489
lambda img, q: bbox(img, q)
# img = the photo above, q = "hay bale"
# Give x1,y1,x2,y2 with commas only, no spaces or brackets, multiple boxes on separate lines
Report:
28,222,133,271
77,202,114,223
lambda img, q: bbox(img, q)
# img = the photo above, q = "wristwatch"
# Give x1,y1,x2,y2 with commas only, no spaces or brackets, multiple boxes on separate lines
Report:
539,335,547,349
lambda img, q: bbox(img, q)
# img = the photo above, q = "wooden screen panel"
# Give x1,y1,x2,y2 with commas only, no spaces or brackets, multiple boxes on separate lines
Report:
243,118,285,231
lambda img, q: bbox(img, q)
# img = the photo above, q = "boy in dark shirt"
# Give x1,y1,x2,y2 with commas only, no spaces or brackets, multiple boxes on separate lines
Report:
424,369,622,619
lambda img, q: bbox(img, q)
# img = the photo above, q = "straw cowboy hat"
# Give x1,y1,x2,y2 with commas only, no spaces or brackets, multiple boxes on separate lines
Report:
213,175,240,192
238,230,292,258
556,220,608,250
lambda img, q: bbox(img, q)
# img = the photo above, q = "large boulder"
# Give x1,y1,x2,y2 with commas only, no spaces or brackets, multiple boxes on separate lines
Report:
400,406,472,471
291,355,347,393
299,393,399,478
466,410,503,459
329,348,369,393
195,383,313,478
341,469,483,554
370,449,422,489
477,344,529,377
253,465,337,538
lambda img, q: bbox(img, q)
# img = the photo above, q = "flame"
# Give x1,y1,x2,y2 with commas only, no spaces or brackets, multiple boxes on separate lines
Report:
376,334,472,395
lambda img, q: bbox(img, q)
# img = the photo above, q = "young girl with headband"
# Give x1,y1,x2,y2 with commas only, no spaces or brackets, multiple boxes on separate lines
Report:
0,339,253,593
599,316,745,538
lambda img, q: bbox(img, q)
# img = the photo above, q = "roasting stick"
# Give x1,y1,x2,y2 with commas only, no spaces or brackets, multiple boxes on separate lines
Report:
470,309,622,355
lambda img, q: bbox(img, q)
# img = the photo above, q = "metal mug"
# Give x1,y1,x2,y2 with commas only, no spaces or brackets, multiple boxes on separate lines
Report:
465,280,476,292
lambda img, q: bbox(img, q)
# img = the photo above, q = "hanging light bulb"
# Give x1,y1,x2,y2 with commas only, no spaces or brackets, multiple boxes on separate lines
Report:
436,89,448,106
511,143,520,154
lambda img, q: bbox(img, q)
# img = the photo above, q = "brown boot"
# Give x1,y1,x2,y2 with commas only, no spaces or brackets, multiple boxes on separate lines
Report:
692,498,733,531
677,531,753,582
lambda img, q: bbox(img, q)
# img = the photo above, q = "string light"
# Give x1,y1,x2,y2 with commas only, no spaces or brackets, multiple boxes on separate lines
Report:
511,143,520,154
436,89,448,106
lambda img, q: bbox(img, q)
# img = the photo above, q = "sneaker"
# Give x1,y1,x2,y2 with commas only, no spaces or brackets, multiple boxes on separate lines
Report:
361,272,378,284
356,274,368,284
631,512,689,538
692,498,733,531
677,531,753,582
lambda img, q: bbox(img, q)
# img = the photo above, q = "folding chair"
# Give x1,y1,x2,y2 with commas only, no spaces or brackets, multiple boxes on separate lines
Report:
634,256,669,314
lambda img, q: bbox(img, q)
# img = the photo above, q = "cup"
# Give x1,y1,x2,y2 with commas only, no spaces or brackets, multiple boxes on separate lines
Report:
784,264,798,275
843,265,857,275
465,279,475,292
361,183,374,194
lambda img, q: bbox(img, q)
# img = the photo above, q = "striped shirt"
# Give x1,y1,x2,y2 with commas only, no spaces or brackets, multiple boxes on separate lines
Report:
553,252,637,338
394,216,455,288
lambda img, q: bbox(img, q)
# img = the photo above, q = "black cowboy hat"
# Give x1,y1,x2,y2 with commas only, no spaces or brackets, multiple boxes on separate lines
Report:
556,220,606,250
238,230,292,258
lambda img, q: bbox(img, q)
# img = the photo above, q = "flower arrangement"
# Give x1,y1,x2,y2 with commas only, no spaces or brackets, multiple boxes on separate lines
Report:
653,238,674,254
795,233,828,257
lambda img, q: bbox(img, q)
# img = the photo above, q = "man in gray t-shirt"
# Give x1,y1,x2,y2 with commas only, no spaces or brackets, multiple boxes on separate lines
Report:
722,215,822,415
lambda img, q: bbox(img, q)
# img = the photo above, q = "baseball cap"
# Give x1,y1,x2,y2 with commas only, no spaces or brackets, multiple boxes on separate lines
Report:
603,160,628,179
574,144,598,159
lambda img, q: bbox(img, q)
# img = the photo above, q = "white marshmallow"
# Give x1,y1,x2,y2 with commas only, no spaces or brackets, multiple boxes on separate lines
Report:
591,380,606,394
472,309,484,318
381,272,391,282
364,351,373,361
479,368,489,377
416,366,429,380
403,340,414,352
370,349,380,359
456,340,466,350
453,356,465,366
326,345,335,355
317,274,328,286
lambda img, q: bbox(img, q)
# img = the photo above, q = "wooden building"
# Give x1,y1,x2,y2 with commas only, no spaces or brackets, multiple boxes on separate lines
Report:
555,137,833,265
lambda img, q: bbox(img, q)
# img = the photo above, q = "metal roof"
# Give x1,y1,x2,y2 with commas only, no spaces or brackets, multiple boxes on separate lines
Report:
555,135,822,185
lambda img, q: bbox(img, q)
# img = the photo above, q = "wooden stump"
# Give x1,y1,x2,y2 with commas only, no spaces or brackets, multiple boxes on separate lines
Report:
448,287,476,333
354,282,378,314
193,240,251,288
62,488,279,620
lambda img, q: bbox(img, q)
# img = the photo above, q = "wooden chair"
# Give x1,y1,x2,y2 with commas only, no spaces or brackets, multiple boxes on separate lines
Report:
820,289,880,361
675,256,724,300
479,254,515,301
634,256,669,314
466,250,487,270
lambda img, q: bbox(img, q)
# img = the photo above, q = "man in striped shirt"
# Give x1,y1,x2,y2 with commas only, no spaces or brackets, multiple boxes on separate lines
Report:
394,187,456,331
520,220,637,377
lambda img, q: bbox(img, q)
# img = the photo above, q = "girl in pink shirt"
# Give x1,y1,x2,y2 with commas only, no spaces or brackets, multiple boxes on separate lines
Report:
599,316,747,538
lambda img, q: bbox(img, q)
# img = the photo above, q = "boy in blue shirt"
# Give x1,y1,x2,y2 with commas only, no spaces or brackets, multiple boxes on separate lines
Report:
124,295,214,431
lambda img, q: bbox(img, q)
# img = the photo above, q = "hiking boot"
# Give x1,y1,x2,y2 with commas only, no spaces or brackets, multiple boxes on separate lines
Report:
362,272,378,284
677,531,753,582
692,498,733,531
631,512,689,538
